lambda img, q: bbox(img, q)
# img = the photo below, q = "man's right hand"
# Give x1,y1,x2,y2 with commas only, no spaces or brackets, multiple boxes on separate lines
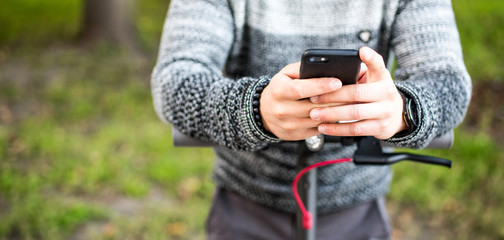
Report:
259,62,343,141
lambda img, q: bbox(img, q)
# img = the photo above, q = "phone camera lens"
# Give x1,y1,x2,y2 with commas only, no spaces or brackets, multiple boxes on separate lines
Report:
309,57,316,62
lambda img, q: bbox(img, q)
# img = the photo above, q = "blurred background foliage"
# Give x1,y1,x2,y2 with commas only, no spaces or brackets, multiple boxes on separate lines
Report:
0,0,503,239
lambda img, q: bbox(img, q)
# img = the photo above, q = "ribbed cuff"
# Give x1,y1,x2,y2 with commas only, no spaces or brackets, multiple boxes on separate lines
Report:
243,76,280,144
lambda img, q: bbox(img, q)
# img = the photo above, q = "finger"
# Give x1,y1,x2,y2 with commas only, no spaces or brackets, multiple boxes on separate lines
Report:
317,119,386,138
275,62,343,100
280,62,301,79
285,77,343,100
310,102,389,122
270,99,325,119
276,127,322,141
270,117,324,132
359,47,389,81
267,120,323,141
311,82,385,103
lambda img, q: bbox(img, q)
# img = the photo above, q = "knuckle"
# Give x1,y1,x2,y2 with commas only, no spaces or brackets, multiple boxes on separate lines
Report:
321,78,338,92
351,85,362,101
375,64,386,74
385,88,398,100
273,105,288,119
383,109,393,119
268,86,280,99
370,53,384,66
377,120,388,132
350,105,362,119
350,123,362,136
283,121,297,131
291,85,305,99
282,64,293,72
280,63,296,74
376,121,393,139
375,54,384,65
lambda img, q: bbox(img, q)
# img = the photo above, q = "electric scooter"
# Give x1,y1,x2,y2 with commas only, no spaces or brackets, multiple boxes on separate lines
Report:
172,129,454,240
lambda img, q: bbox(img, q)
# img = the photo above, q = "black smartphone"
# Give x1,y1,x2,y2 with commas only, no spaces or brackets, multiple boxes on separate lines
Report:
300,49,361,85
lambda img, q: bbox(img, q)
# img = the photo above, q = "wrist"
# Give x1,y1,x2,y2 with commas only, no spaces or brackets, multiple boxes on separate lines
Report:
252,79,271,134
394,91,418,138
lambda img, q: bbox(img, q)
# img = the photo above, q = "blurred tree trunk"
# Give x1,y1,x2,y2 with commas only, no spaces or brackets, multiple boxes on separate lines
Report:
79,0,137,47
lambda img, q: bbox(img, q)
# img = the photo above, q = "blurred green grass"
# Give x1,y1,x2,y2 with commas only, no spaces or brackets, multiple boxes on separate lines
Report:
0,0,81,47
454,0,504,81
389,130,504,239
0,46,215,239
0,0,503,239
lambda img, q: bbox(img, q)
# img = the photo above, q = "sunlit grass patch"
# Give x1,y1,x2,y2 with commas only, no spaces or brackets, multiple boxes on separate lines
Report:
390,129,504,239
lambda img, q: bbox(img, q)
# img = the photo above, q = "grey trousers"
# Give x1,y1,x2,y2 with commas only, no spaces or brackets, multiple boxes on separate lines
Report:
206,188,391,240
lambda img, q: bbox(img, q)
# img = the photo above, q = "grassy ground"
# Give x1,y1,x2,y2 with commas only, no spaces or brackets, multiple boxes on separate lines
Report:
0,0,503,239
0,45,215,239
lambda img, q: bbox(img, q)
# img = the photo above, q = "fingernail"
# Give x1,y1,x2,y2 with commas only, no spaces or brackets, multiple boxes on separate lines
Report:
330,80,341,90
362,47,373,59
310,109,320,120
310,96,319,103
318,125,326,133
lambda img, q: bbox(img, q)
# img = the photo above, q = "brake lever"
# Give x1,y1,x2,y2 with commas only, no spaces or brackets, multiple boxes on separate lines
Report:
352,136,452,168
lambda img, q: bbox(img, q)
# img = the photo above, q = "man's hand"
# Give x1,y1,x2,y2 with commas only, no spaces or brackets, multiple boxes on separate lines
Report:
260,63,343,141
308,47,408,139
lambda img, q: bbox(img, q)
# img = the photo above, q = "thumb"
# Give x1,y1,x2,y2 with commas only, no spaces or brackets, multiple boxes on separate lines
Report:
359,47,388,81
280,62,301,79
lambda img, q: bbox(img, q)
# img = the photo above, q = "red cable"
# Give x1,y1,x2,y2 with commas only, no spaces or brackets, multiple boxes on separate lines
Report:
292,157,352,230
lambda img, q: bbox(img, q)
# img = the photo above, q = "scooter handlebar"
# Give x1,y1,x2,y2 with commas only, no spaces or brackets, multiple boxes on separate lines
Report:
172,128,454,149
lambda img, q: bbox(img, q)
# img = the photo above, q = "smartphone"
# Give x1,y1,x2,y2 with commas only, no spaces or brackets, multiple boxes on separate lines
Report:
300,49,361,85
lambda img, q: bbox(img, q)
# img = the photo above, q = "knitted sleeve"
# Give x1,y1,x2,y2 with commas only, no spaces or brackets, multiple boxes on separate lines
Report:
387,0,472,148
151,0,279,151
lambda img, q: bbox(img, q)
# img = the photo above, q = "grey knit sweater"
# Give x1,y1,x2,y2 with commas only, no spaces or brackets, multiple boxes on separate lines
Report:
152,0,471,214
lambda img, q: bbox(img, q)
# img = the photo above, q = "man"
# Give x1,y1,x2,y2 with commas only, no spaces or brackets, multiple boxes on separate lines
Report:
152,0,471,239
